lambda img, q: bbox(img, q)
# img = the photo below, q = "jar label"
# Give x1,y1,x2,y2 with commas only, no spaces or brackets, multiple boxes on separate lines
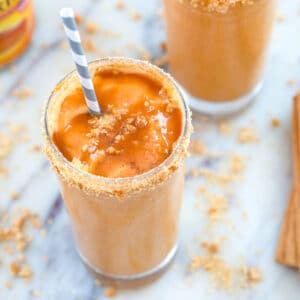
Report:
0,0,20,17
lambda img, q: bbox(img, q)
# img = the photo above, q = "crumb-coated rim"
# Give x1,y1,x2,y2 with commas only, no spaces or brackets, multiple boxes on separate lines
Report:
42,57,192,197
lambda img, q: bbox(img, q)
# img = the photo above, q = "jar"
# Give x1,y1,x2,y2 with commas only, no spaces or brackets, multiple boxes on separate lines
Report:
0,0,34,66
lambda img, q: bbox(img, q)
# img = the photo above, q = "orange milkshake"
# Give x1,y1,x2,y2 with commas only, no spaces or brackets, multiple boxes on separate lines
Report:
43,58,192,282
163,0,276,115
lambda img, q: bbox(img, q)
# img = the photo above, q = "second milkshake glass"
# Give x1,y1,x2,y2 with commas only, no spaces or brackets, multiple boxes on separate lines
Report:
163,0,277,116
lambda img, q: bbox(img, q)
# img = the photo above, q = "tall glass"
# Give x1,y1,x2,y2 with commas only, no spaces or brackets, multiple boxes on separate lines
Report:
163,0,276,116
42,58,192,284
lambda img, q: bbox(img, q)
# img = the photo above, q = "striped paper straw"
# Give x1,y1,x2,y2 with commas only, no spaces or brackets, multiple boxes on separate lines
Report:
60,7,101,115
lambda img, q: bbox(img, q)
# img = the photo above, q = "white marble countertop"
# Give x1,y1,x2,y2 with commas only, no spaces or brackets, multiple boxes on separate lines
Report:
1,0,300,299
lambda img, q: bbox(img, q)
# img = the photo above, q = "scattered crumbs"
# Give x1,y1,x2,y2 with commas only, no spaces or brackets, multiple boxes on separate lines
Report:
230,155,245,174
189,139,207,155
287,79,296,87
31,290,41,298
189,244,263,290
74,13,82,25
104,286,117,298
95,279,102,286
218,121,231,136
271,118,280,128
5,281,12,289
85,20,99,34
189,255,202,271
201,240,220,254
82,39,97,52
238,127,259,144
276,13,285,22
31,145,42,152
247,267,262,284
10,191,19,200
12,88,33,100
115,0,125,9
207,194,228,223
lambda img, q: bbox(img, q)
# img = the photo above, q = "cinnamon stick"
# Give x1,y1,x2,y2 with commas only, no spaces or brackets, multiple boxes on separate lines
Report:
276,94,300,267
293,95,300,267
276,188,298,267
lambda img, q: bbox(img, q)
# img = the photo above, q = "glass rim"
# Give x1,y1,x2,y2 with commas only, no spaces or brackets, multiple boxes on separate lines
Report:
43,57,190,185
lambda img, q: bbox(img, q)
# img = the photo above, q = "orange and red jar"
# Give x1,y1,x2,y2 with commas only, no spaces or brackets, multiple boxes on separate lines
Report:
0,0,34,66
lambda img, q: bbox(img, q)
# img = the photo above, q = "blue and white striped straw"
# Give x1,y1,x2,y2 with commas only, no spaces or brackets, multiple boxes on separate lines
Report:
60,7,101,115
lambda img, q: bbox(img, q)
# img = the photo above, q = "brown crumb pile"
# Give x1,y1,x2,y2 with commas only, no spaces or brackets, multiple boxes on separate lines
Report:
189,242,263,290
179,0,255,13
187,120,263,291
0,208,42,286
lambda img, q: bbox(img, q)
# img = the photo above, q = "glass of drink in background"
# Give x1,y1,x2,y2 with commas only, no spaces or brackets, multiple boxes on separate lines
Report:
163,0,277,116
42,58,192,284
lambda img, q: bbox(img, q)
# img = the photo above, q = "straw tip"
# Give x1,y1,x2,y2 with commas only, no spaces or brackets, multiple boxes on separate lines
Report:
60,7,74,18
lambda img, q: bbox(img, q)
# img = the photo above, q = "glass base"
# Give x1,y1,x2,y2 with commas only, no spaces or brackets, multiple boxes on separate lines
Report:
78,243,178,288
180,81,263,118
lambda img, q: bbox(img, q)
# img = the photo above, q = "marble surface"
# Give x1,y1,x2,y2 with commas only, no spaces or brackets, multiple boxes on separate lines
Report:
1,0,300,299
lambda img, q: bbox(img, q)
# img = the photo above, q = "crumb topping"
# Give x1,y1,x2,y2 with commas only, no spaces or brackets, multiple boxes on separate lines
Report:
178,0,255,13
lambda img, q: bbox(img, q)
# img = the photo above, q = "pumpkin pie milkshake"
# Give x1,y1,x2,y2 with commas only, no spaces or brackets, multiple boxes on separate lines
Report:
163,0,276,115
43,58,192,282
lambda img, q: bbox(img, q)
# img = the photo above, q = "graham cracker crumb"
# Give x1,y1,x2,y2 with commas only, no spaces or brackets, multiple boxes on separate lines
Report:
5,281,12,289
10,191,20,200
189,255,203,271
271,118,280,128
12,88,33,99
116,1,125,9
85,20,99,34
247,267,262,284
74,14,82,25
31,145,42,152
82,39,97,52
230,155,245,174
218,121,232,136
104,286,117,297
238,127,259,143
181,0,254,13
189,140,207,155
